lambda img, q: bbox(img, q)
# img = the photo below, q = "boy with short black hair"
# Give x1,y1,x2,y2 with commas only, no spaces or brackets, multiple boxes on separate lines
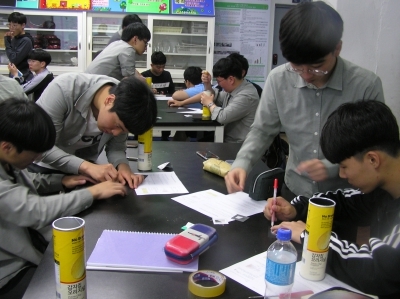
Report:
85,22,151,80
0,99,128,297
265,100,400,298
4,12,34,82
141,51,175,95
8,49,53,99
108,13,142,45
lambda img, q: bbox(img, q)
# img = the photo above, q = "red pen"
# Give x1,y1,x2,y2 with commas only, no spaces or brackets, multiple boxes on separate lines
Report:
271,178,278,227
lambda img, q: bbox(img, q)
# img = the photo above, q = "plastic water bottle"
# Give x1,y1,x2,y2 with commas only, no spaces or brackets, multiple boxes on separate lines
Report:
265,228,297,299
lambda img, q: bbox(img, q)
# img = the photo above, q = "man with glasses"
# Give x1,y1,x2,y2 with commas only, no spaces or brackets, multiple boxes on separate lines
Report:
225,1,384,239
85,22,150,81
4,12,34,82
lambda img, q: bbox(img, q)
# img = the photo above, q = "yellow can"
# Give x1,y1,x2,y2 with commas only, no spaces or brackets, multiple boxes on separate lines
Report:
53,217,86,299
138,128,153,171
145,77,152,87
202,106,211,120
300,197,335,281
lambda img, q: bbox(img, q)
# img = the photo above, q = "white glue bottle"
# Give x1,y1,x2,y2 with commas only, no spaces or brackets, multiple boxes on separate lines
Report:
137,128,153,171
264,228,297,299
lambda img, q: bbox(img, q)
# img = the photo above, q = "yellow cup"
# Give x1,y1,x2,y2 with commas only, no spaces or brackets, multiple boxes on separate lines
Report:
202,90,212,120
145,77,152,87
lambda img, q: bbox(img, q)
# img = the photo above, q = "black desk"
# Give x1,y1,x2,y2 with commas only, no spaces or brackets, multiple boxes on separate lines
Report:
23,142,274,299
155,101,224,142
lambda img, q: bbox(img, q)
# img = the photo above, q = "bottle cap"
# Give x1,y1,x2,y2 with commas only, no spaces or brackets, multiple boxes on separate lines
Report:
277,228,292,241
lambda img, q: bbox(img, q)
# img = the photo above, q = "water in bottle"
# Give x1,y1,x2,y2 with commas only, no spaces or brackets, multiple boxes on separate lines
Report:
265,228,297,299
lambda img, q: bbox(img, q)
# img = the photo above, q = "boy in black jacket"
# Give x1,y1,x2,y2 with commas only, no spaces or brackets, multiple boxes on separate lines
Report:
264,100,400,299
4,12,34,82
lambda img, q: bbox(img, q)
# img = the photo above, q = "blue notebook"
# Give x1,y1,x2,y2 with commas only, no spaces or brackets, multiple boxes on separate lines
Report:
86,230,199,273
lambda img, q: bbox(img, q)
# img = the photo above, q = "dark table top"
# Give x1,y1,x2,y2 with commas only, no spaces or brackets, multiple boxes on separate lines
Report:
22,142,279,299
155,101,222,127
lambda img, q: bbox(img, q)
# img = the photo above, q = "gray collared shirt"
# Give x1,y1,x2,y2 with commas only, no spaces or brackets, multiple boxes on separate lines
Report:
232,57,385,197
212,80,259,143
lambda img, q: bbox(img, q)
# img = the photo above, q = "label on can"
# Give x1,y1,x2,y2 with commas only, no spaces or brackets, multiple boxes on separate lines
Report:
138,129,153,171
300,197,335,281
53,217,86,299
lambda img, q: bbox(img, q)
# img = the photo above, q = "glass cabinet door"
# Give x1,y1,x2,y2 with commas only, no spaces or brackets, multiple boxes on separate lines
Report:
148,15,214,80
0,12,10,70
87,13,147,70
0,9,84,75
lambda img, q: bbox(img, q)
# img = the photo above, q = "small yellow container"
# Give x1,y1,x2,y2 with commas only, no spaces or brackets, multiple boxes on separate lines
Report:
53,217,86,299
138,128,153,171
145,77,152,87
202,91,212,120
300,197,335,281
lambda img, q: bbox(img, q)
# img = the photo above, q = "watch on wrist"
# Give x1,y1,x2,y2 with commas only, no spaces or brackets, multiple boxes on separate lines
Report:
207,102,214,108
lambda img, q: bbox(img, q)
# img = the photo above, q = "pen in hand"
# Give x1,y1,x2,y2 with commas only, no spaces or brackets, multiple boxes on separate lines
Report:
271,178,278,227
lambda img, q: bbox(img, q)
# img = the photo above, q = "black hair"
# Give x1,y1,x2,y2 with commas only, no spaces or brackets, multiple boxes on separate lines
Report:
122,14,142,28
212,57,243,80
151,51,167,65
321,100,400,164
279,1,343,64
121,22,151,42
8,12,27,25
0,99,56,153
109,77,157,135
227,53,249,77
28,49,52,66
183,66,202,85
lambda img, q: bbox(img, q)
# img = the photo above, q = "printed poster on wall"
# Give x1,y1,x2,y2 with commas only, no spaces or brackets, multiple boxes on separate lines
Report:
171,0,215,16
39,0,91,9
214,0,270,84
92,0,169,13
16,0,39,9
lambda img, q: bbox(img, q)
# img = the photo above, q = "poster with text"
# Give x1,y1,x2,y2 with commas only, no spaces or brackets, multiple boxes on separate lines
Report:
214,0,270,84
171,0,215,16
39,0,91,10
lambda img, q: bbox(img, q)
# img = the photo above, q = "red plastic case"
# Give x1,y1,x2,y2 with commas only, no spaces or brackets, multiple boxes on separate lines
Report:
164,224,218,264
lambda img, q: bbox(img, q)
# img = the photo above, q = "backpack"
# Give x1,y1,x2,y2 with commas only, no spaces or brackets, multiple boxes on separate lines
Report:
262,134,289,170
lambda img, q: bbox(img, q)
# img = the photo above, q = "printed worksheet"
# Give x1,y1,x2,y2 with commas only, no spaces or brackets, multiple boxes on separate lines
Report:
135,172,188,195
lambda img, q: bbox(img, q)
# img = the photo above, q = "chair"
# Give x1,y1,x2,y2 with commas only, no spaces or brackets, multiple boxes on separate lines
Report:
26,73,54,102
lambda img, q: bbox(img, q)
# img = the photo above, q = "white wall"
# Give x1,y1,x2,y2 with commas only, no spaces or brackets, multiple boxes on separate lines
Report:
327,0,400,123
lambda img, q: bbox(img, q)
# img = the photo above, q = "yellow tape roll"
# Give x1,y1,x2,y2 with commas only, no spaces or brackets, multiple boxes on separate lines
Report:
188,270,226,298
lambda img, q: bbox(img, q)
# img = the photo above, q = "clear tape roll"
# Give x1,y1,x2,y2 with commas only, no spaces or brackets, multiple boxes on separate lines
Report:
188,270,226,298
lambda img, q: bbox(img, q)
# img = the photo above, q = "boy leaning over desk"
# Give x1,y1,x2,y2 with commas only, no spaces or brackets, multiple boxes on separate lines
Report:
264,100,400,299
0,99,128,298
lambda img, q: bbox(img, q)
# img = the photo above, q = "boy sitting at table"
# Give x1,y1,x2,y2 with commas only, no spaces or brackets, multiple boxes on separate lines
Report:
0,99,128,298
264,100,400,298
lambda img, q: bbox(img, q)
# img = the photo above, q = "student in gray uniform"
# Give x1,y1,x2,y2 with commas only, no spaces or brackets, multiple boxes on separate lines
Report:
0,99,128,298
107,13,142,45
200,57,259,143
34,73,157,189
0,76,27,102
85,22,150,80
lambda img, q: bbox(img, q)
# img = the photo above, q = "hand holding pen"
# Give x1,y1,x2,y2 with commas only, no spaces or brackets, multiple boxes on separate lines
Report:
270,178,278,227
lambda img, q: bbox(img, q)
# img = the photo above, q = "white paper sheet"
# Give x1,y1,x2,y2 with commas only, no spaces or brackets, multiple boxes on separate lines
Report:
220,252,377,298
176,108,203,114
135,172,188,195
155,95,172,100
172,190,266,221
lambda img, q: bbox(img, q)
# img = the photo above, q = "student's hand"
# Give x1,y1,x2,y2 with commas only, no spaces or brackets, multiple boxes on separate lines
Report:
168,99,184,107
296,159,328,181
152,88,158,94
61,175,97,189
87,181,128,199
79,161,119,182
117,163,145,189
225,168,247,193
7,63,18,77
271,221,306,244
264,196,297,221
200,91,214,107
4,31,13,37
201,70,212,84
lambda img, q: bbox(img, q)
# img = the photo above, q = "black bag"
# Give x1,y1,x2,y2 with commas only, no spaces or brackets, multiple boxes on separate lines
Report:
248,168,285,201
262,135,289,170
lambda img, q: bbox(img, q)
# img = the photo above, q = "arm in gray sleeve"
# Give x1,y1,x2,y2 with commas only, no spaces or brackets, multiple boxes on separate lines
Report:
23,71,48,93
231,78,281,173
105,133,130,168
119,48,136,77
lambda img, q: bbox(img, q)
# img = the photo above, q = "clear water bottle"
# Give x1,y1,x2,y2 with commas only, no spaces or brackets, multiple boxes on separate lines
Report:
265,228,297,299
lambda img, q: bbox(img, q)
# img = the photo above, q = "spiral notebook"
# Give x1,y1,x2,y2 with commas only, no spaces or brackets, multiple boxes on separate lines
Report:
86,230,199,273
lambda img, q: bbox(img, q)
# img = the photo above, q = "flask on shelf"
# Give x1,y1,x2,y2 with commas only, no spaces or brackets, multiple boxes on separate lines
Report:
137,128,153,171
265,228,297,299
